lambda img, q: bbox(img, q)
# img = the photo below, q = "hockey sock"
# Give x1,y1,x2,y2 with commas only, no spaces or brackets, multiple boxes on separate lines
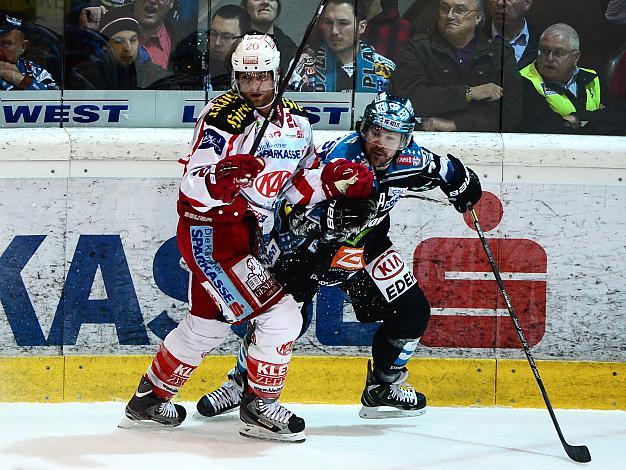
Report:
146,344,198,400
371,325,419,382
246,352,290,399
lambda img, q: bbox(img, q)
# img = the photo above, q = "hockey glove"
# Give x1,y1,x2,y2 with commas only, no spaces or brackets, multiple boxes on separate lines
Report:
442,155,482,213
206,154,265,203
321,159,373,199
320,198,377,241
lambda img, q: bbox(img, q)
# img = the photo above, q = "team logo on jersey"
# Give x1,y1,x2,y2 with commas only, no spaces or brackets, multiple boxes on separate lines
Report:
198,128,226,153
366,249,416,302
370,250,405,280
276,341,294,356
255,170,291,198
330,246,365,271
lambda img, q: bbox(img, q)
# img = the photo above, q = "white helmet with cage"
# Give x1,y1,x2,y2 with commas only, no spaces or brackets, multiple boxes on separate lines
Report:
231,33,281,97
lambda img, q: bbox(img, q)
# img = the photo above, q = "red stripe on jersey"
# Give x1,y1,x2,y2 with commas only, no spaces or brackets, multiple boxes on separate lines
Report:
290,169,314,205
190,119,206,154
226,133,238,157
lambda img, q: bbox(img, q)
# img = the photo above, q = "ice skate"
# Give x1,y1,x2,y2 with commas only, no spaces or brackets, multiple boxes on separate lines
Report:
239,392,305,443
118,375,187,429
359,360,427,419
195,368,244,418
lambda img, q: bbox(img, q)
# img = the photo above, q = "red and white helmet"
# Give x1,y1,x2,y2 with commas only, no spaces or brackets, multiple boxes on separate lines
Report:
231,33,281,95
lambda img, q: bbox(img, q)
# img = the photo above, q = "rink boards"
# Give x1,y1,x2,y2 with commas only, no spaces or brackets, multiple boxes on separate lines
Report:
0,129,625,408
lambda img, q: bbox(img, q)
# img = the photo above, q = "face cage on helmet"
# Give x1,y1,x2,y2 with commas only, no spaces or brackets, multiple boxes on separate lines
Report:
360,121,412,151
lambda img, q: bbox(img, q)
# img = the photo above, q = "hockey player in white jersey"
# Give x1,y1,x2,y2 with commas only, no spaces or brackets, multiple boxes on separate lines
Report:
119,33,371,443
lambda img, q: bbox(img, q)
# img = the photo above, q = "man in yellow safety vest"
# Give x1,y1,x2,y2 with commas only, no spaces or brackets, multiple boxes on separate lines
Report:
518,23,626,135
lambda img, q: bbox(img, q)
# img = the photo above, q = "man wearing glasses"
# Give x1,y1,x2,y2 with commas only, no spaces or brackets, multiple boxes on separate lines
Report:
391,0,521,132
519,23,625,135
208,5,251,91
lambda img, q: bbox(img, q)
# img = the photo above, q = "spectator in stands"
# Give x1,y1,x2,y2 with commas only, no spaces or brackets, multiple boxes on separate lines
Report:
605,0,626,24
133,0,176,70
289,0,395,93
240,0,296,73
486,0,540,69
518,23,626,135
0,12,59,90
360,0,415,63
208,5,250,91
68,8,169,89
392,0,521,131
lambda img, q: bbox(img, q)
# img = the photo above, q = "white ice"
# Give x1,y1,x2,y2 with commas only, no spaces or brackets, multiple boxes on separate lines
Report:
1,403,624,469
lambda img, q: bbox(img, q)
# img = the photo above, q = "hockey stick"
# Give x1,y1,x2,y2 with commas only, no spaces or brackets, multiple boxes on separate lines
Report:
403,193,449,206
468,206,591,463
249,0,329,155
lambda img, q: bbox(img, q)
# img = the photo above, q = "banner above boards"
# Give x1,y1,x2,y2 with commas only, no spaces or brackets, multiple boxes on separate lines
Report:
0,90,358,130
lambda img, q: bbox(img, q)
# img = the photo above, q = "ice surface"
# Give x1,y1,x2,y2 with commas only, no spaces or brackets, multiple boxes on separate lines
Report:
1,403,624,469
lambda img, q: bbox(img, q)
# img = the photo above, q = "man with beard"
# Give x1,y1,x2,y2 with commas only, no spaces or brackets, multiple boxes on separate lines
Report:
120,33,372,443
392,0,521,132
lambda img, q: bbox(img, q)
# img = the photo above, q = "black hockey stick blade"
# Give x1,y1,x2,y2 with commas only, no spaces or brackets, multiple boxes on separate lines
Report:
564,443,591,463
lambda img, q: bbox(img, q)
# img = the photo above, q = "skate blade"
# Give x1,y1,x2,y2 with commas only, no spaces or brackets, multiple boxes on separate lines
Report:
192,407,239,420
118,415,181,430
239,423,306,443
358,405,427,419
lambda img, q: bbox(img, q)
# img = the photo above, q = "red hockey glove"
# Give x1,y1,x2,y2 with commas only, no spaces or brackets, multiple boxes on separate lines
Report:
206,154,265,203
321,160,373,199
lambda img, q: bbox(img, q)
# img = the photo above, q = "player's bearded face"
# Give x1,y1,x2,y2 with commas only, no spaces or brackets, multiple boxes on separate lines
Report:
361,126,407,169
237,71,275,108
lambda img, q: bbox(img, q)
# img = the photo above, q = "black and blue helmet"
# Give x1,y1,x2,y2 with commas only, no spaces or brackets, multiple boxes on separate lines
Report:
359,93,415,151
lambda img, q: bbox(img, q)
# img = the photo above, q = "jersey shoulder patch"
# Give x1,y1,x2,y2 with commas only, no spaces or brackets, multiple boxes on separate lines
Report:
203,90,255,134
281,97,309,119
395,143,431,169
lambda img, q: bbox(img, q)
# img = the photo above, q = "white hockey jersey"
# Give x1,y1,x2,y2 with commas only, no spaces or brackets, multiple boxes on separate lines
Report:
179,90,317,227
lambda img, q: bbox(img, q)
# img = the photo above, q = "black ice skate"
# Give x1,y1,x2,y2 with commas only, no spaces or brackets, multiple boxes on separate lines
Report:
118,375,187,429
359,360,427,419
239,392,306,443
196,368,244,418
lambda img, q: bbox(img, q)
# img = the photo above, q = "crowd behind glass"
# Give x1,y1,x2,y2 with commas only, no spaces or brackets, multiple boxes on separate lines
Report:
1,0,625,135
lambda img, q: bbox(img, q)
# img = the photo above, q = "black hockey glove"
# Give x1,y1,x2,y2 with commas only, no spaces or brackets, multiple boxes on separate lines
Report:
320,198,377,241
442,154,482,213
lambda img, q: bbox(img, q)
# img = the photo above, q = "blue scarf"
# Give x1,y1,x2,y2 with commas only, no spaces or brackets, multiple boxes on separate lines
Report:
297,41,395,93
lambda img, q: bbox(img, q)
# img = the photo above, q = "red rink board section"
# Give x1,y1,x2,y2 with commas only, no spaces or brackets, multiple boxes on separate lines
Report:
414,237,547,349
